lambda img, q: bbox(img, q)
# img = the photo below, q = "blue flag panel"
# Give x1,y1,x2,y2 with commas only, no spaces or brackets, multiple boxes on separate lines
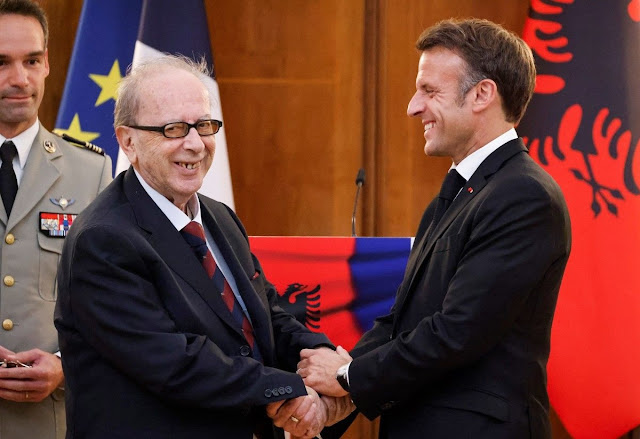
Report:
54,0,143,175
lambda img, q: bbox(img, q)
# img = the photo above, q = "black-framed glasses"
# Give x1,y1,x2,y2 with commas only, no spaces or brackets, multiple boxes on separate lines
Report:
127,119,222,138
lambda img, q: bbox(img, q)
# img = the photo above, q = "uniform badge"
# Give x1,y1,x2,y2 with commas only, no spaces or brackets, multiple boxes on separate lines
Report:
50,197,75,210
43,140,56,153
39,212,77,237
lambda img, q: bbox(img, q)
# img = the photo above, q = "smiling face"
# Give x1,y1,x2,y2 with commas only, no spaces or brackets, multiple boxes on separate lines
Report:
116,68,214,211
0,14,49,138
406,48,479,164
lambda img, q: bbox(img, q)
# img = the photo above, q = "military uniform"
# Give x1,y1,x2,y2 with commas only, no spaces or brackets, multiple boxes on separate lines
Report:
0,125,112,439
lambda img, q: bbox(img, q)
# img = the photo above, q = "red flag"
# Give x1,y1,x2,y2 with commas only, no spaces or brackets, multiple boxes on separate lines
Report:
519,1,640,437
249,237,412,351
250,237,363,350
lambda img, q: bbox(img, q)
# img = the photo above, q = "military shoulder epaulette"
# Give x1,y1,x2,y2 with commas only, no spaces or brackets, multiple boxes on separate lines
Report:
58,133,105,156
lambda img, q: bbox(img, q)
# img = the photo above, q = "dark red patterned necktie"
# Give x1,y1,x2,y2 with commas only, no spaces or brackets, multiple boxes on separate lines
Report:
180,221,262,362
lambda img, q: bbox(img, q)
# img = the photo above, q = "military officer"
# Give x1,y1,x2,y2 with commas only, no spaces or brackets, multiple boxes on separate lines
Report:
0,1,112,438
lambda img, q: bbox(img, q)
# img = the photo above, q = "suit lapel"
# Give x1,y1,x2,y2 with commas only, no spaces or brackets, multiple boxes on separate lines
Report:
122,168,242,337
200,201,274,360
4,129,61,229
395,139,528,317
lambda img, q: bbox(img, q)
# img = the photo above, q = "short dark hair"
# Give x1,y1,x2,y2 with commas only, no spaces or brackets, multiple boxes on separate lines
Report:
0,0,48,47
416,18,536,124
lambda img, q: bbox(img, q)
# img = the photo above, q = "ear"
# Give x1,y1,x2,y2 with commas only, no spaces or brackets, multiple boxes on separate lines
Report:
471,78,498,113
43,49,50,78
115,126,137,165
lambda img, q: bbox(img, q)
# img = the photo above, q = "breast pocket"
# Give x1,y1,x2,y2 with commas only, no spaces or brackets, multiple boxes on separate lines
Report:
37,233,63,301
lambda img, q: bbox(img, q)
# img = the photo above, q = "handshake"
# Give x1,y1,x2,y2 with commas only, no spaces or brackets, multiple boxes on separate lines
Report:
266,346,356,439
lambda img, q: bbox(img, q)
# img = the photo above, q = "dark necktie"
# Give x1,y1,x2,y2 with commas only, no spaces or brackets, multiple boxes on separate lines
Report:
427,169,466,239
0,141,18,217
180,221,262,362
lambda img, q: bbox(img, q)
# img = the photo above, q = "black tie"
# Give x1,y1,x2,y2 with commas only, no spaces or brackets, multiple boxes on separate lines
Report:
427,169,466,238
0,141,18,217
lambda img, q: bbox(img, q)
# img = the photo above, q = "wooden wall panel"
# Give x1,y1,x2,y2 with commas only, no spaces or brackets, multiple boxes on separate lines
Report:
38,0,83,130
207,0,365,236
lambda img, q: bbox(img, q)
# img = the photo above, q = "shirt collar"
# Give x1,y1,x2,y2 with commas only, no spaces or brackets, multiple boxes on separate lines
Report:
0,120,40,170
133,169,202,231
453,128,518,181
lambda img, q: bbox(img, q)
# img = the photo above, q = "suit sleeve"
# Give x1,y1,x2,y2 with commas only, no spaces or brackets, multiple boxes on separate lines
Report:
62,224,309,410
348,174,570,419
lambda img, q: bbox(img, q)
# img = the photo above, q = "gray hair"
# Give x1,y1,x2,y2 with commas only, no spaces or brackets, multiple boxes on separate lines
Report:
114,54,212,128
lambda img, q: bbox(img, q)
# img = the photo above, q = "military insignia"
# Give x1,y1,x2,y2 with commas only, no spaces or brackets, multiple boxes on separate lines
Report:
277,283,321,331
43,140,56,153
50,197,75,210
39,212,77,237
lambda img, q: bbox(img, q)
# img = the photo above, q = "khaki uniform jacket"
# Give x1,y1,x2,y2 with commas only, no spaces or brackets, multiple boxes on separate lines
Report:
0,126,112,439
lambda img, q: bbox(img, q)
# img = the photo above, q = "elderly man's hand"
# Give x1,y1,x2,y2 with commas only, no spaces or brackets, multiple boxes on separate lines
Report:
266,386,327,438
321,394,356,426
297,345,352,397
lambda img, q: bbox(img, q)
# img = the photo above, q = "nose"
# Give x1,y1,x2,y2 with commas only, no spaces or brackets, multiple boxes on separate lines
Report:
183,126,206,152
8,63,29,87
407,91,423,117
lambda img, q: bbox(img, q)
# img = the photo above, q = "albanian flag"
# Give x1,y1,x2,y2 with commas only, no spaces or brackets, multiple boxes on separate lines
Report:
249,237,412,351
519,1,640,438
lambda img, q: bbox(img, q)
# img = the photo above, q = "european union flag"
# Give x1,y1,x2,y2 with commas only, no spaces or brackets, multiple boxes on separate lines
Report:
54,0,142,175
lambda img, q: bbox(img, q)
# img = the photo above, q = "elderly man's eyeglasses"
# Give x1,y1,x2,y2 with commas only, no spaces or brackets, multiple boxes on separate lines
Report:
127,119,222,138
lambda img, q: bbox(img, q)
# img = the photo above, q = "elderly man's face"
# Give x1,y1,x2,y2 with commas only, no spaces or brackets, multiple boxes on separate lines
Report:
118,68,215,210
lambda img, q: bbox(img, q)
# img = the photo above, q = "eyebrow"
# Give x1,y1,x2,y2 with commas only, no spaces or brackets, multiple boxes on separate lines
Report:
0,50,46,59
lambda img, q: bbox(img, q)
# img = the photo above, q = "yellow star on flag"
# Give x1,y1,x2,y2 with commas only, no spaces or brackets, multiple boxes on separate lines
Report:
89,60,122,106
53,114,100,143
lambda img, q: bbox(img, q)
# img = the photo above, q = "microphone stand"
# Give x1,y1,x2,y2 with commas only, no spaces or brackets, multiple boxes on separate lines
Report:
351,168,366,237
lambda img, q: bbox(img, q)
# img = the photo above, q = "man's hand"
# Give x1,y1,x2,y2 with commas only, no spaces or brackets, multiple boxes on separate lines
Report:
321,394,356,426
0,348,64,402
297,345,352,397
266,386,327,438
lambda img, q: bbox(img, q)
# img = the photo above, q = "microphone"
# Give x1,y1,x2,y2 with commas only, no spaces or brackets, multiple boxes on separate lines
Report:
351,168,366,237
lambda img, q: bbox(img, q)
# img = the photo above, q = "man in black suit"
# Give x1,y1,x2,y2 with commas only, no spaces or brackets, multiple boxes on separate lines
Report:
54,55,339,439
297,18,571,438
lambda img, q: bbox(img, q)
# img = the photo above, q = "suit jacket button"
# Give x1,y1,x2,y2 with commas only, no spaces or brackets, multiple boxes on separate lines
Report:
278,387,285,395
264,389,272,398
2,319,13,331
272,388,280,396
285,386,293,394
3,275,14,287
4,234,14,245
240,345,251,356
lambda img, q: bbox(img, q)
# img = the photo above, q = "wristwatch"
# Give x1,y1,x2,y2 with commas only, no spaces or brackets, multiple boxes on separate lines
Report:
336,363,350,392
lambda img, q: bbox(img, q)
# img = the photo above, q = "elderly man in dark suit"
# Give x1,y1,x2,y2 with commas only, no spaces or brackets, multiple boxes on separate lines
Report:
298,18,571,439
54,54,341,439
